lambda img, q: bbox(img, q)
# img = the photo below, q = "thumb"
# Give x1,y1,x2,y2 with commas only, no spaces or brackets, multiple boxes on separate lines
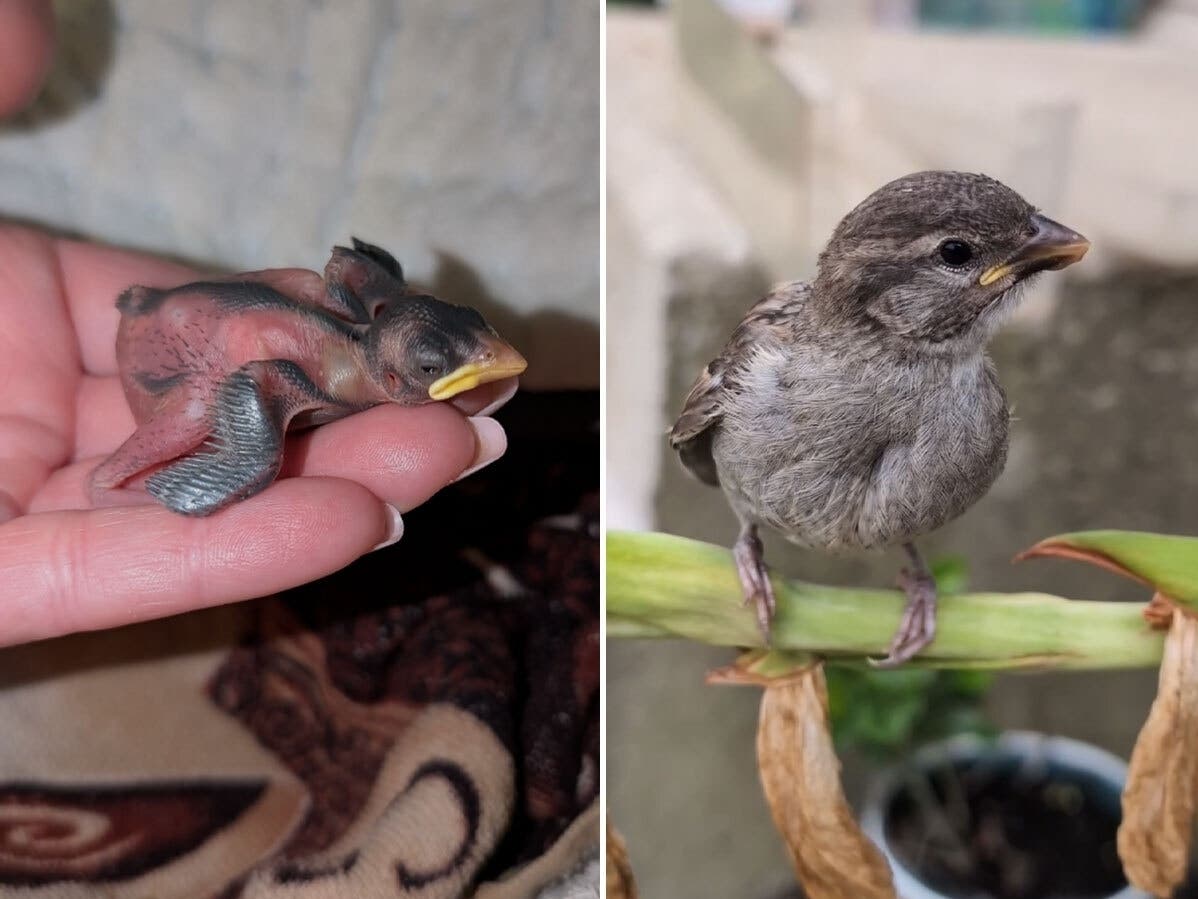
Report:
0,0,55,119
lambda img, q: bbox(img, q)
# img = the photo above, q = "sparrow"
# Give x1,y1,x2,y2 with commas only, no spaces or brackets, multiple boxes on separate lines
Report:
89,239,527,516
669,171,1089,665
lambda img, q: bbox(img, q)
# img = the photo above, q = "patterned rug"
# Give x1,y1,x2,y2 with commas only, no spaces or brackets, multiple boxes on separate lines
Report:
0,390,599,899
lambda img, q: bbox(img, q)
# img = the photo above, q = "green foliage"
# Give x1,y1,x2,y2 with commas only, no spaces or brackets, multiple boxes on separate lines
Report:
929,554,969,595
1024,529,1198,603
826,556,997,760
825,666,996,760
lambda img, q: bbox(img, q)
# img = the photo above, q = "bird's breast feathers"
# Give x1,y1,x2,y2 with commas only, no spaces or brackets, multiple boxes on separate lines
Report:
712,350,1009,551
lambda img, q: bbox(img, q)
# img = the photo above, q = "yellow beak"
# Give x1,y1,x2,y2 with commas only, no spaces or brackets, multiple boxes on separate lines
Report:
979,213,1090,287
428,335,528,401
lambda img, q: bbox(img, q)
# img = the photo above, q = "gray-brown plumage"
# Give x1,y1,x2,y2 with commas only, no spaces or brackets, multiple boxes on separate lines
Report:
670,171,1089,665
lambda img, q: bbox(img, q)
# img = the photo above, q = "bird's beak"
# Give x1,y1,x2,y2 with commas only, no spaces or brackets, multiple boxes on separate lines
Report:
428,334,528,400
979,213,1090,286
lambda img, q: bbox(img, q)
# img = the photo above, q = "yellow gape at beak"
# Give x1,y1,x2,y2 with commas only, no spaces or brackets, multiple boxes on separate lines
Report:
428,335,528,401
979,212,1090,286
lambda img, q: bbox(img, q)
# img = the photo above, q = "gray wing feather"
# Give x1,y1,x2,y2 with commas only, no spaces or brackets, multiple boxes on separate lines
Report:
669,282,810,487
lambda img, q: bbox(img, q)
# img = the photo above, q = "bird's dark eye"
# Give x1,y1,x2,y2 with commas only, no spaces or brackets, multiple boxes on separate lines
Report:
421,365,441,375
938,239,973,267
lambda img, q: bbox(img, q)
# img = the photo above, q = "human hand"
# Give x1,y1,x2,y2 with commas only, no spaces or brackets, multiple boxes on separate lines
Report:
0,229,515,646
0,1,516,646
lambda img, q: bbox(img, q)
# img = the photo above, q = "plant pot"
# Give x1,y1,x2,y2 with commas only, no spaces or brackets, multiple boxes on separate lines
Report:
860,732,1149,899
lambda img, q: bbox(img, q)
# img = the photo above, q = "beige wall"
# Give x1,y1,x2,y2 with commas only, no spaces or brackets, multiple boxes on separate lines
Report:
0,0,599,387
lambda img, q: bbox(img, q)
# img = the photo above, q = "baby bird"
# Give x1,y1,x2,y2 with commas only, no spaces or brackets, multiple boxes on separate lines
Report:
670,171,1089,665
91,240,526,516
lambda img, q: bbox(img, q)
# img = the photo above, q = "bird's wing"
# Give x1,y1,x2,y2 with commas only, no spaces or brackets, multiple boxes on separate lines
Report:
669,281,810,486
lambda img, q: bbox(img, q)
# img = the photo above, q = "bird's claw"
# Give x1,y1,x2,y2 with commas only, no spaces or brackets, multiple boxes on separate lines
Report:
747,581,776,643
733,531,776,643
871,569,937,668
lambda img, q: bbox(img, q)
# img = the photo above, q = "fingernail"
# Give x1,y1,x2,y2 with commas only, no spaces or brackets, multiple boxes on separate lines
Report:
477,378,520,417
369,504,405,552
456,416,507,482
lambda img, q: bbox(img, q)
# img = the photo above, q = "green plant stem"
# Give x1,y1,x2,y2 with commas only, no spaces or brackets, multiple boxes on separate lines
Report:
607,531,1165,670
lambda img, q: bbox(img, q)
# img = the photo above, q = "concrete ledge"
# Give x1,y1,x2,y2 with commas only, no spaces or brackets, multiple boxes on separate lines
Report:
671,0,1198,284
607,11,760,530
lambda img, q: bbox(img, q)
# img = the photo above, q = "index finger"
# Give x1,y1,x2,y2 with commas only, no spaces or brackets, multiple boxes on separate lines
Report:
0,477,394,646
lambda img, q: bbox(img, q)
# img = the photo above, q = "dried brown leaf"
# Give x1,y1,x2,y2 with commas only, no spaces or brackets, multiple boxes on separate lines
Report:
606,818,638,899
1118,609,1198,896
757,666,897,899
1143,591,1177,630
707,649,816,686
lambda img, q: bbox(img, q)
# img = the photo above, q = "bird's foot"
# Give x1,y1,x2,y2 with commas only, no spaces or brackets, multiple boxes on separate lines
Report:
873,567,938,668
733,526,775,642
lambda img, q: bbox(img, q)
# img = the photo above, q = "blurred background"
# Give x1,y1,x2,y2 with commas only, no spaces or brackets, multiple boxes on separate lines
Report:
0,0,600,388
607,0,1198,896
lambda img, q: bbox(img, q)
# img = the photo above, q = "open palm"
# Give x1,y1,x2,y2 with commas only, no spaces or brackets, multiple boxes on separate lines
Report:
0,2,514,646
0,228,514,646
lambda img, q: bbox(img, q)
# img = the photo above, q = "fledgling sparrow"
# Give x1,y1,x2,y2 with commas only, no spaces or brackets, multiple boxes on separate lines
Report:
670,171,1089,665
